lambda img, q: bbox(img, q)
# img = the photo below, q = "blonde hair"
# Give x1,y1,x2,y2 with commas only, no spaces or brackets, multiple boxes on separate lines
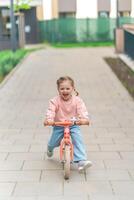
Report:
56,76,79,96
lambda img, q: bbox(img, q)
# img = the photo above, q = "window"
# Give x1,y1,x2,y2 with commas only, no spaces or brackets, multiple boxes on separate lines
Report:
59,12,75,18
98,11,109,18
0,8,10,38
119,11,130,17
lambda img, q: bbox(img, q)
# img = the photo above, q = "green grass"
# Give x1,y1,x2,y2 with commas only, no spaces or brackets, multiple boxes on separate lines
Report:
51,41,114,48
0,49,32,83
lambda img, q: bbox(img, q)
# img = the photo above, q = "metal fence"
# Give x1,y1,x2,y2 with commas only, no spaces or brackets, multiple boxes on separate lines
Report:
38,17,134,43
0,37,11,51
124,30,134,60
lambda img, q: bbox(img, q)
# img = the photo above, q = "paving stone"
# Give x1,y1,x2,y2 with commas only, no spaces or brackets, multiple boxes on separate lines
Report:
1,197,37,200
0,183,15,197
87,152,121,160
86,138,114,144
7,153,44,161
86,181,113,195
0,161,23,170
63,182,87,195
128,170,134,179
0,145,30,152
0,171,41,182
86,169,131,181
89,194,134,200
29,145,46,152
38,195,88,200
0,153,8,160
41,170,85,182
113,138,134,144
85,144,100,151
14,182,63,196
99,144,134,151
90,194,119,200
120,152,134,159
111,181,134,195
104,160,134,169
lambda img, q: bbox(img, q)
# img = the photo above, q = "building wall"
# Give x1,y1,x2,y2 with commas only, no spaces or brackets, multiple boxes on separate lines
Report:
110,0,117,18
58,0,76,12
76,0,98,18
131,0,134,17
98,0,110,12
42,0,52,19
52,0,58,18
36,5,44,20
42,0,134,20
0,0,10,6
0,0,134,20
118,0,131,11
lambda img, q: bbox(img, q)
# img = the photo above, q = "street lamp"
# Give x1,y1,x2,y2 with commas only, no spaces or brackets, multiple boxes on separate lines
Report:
10,0,17,51
116,0,119,28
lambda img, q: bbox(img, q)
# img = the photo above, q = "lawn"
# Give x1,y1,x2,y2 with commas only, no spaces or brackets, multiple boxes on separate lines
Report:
51,41,114,48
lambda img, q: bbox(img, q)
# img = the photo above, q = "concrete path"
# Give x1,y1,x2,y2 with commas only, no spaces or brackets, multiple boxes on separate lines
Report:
0,47,134,200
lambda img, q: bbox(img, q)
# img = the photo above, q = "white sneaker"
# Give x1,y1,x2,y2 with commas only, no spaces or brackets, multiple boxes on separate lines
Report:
78,160,92,172
47,149,53,157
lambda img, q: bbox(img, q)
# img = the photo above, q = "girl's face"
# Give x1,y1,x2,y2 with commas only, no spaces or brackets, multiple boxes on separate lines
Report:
58,80,74,101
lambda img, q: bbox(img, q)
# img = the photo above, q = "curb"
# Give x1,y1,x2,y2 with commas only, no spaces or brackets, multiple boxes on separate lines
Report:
119,54,134,72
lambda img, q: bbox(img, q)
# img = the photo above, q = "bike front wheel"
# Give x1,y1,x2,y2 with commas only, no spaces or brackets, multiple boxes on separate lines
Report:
64,145,71,180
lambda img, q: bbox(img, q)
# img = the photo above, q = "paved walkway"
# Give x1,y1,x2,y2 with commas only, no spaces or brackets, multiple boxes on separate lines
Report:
0,47,134,200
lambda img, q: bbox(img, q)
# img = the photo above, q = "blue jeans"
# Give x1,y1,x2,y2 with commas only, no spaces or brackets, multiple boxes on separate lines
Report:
47,125,87,162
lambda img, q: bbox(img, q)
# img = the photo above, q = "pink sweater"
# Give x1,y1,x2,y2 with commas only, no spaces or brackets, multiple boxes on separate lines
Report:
46,95,89,122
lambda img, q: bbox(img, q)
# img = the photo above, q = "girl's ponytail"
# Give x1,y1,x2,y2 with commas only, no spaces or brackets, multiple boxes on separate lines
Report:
74,89,79,96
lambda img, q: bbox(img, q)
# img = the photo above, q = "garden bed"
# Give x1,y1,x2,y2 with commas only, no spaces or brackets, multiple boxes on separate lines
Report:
104,57,134,99
0,49,36,83
0,49,29,83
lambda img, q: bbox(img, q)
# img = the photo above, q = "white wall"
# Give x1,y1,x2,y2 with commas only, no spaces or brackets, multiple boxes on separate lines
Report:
0,0,10,6
42,0,52,19
76,0,98,18
131,0,134,17
110,0,117,18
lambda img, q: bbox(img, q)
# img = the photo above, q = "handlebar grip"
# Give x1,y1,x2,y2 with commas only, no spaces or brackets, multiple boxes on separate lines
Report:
45,121,74,126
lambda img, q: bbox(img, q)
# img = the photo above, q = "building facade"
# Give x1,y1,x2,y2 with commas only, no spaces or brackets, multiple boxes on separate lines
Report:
43,0,134,20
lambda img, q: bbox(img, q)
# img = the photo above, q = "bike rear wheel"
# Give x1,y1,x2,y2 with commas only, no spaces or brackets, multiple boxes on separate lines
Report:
64,145,71,180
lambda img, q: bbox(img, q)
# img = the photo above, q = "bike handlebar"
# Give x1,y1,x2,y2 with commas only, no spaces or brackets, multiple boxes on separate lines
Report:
45,121,74,126
44,121,89,126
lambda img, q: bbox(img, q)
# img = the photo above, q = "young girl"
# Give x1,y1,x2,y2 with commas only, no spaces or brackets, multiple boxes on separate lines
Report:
44,76,92,172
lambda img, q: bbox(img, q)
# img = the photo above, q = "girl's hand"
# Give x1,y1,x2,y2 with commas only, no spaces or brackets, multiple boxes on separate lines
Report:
75,119,90,126
44,120,54,126
44,120,48,126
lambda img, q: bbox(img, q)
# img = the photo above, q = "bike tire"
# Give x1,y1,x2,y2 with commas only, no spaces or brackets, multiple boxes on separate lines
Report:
64,145,71,180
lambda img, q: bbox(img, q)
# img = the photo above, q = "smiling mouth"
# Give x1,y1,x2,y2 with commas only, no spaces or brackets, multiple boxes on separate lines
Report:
63,94,69,98
63,94,68,97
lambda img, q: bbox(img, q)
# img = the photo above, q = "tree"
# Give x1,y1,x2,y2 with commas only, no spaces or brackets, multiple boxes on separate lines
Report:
14,0,31,12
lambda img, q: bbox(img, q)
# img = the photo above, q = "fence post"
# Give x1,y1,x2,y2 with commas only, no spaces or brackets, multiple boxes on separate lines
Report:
51,19,55,43
86,18,89,41
115,28,124,53
17,13,25,48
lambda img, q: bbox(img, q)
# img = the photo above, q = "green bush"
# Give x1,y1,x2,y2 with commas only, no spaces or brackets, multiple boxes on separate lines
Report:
0,49,29,80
